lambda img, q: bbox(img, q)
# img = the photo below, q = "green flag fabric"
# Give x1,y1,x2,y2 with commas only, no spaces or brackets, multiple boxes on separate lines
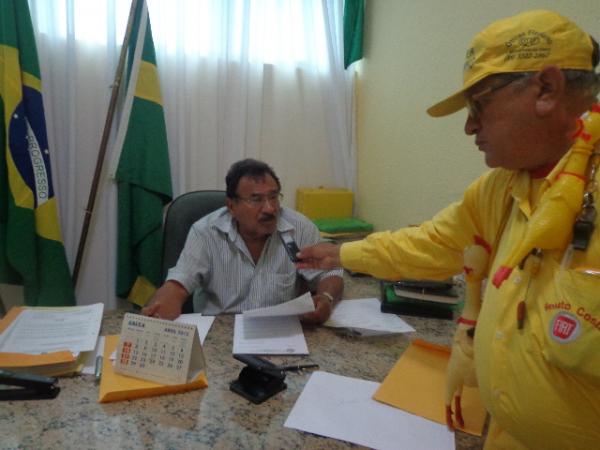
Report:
343,0,364,69
0,0,75,306
114,0,172,307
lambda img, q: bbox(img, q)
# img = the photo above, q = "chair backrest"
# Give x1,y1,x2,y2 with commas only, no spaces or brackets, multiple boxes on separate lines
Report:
161,190,227,312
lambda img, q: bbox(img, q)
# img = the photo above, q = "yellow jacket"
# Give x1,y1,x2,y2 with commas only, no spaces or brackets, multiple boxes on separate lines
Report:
341,160,600,450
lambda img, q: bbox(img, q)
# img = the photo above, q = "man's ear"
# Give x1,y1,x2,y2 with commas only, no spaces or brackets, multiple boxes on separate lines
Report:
533,65,566,116
226,197,235,215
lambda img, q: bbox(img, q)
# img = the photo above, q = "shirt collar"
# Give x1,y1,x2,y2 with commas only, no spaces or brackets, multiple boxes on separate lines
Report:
528,162,557,179
509,152,570,216
276,208,295,233
212,206,294,241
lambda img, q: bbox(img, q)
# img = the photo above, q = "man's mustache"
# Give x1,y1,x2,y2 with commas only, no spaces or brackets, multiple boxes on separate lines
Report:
259,213,276,222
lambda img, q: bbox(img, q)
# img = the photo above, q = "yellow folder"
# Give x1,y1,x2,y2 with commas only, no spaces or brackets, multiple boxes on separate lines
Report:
98,335,209,403
372,339,487,436
0,307,79,376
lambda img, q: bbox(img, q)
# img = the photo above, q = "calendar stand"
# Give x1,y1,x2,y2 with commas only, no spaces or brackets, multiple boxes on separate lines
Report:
114,313,205,385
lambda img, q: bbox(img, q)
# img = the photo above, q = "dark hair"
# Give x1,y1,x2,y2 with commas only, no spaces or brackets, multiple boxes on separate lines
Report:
492,69,600,100
591,35,599,68
225,159,281,199
560,36,600,96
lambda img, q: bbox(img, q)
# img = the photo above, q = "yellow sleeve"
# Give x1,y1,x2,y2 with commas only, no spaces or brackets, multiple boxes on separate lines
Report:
340,169,515,280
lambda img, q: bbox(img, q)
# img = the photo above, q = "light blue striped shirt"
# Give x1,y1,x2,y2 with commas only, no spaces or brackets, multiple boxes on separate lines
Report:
167,206,343,314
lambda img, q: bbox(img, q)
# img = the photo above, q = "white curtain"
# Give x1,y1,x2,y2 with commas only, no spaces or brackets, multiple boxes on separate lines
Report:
21,0,357,308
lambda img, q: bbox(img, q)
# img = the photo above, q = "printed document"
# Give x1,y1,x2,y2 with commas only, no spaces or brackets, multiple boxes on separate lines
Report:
82,335,105,375
243,292,315,318
324,298,415,336
233,314,309,355
175,313,215,344
0,303,103,355
285,371,455,450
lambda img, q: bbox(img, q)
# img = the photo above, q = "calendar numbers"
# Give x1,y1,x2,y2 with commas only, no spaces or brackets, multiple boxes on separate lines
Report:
115,314,199,385
120,341,132,365
139,339,148,368
177,347,185,371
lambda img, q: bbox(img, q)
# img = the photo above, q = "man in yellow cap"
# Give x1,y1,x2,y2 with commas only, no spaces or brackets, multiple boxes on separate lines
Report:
297,10,600,450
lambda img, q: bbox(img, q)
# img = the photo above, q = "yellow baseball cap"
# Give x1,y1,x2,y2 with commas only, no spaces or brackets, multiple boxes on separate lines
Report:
427,10,595,117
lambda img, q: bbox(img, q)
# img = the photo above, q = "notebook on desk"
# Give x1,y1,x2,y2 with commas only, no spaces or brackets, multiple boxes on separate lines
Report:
380,282,457,320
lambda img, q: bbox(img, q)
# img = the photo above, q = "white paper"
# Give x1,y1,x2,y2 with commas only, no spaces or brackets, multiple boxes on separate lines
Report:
81,335,105,375
0,303,104,354
233,314,309,355
175,313,215,344
285,371,455,450
243,292,315,318
324,298,415,336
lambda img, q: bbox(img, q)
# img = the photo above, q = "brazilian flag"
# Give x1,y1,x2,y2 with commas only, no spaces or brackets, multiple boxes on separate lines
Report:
0,0,75,306
343,0,364,69
113,0,172,307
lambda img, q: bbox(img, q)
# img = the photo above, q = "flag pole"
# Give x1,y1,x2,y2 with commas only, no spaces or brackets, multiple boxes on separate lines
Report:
72,0,140,286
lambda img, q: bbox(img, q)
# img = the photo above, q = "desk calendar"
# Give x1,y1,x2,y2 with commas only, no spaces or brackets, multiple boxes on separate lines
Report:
114,313,205,385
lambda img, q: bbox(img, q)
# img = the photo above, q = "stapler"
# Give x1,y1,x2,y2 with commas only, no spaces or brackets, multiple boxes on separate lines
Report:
0,369,60,401
230,354,286,404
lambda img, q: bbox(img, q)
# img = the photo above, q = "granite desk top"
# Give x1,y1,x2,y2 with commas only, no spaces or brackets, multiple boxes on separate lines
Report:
0,274,485,450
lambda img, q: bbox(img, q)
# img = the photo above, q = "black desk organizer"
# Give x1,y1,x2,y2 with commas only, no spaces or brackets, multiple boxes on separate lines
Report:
380,280,458,320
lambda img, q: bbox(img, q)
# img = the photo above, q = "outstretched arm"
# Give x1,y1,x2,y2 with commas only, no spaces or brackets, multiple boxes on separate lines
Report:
141,280,189,320
296,243,342,270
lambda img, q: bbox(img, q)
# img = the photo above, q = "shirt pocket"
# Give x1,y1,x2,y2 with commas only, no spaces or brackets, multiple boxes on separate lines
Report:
251,271,298,306
537,259,600,380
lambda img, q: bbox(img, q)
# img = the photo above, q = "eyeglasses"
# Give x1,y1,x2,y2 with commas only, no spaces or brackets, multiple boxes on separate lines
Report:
466,75,530,119
235,192,283,208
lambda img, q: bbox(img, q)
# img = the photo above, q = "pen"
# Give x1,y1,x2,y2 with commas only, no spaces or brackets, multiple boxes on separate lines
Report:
94,355,103,383
277,363,319,372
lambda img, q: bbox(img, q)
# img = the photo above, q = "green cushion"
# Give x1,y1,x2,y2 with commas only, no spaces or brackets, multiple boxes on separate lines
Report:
313,217,374,233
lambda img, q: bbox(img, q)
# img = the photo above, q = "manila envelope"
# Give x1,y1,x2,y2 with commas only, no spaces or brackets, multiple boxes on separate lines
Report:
373,339,486,436
98,335,208,403
0,307,77,374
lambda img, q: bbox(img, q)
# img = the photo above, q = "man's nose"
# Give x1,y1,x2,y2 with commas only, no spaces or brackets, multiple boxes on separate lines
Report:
464,113,480,135
261,198,278,211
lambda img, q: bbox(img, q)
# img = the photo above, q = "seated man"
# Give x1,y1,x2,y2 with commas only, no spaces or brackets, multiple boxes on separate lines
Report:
143,158,343,323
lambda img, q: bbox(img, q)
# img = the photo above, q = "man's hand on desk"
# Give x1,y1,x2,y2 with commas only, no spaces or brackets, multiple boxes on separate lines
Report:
141,281,188,320
300,275,342,325
300,294,333,325
296,243,342,270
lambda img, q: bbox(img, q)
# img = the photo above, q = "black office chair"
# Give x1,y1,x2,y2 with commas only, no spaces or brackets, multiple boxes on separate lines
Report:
161,190,227,313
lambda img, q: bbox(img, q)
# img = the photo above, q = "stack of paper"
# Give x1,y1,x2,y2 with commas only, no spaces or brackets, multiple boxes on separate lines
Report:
233,292,314,355
324,298,415,336
242,292,315,318
175,313,215,344
285,371,455,450
0,304,104,376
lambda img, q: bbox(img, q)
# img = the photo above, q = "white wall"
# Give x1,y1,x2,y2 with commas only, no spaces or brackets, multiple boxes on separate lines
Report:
356,0,600,230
